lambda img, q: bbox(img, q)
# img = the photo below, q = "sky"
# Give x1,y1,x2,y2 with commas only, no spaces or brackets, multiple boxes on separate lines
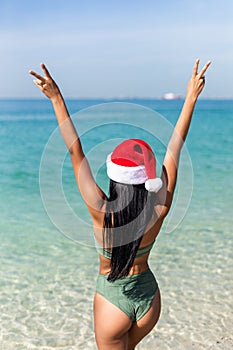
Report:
0,0,232,99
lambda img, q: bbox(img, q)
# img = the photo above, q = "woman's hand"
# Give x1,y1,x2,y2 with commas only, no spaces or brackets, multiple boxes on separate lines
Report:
29,63,61,100
186,59,211,102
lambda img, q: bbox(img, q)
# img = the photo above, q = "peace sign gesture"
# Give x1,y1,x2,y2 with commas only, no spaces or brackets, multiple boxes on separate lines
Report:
29,63,60,100
186,59,211,101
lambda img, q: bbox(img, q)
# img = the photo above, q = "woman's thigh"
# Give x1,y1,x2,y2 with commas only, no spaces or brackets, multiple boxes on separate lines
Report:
94,292,132,350
128,288,161,350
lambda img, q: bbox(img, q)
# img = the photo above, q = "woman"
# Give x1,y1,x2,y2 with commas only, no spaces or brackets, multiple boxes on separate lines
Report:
29,59,211,350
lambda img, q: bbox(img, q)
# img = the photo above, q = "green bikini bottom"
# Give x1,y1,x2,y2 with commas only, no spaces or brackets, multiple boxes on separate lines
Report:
96,269,158,322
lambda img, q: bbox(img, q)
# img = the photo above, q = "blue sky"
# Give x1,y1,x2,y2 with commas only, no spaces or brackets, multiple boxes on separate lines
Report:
0,0,232,98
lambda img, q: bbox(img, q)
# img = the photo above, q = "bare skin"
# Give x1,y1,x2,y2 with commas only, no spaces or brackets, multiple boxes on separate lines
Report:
29,59,211,350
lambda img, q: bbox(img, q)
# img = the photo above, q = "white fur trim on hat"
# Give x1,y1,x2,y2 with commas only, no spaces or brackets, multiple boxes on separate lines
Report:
106,154,147,185
145,178,163,193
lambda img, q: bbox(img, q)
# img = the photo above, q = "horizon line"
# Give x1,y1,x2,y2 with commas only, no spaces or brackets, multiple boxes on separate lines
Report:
0,97,232,101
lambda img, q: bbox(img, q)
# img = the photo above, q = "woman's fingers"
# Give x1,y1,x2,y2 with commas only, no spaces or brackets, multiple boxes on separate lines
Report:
198,60,211,78
40,63,52,79
32,79,45,92
192,59,200,78
29,70,46,83
192,59,211,79
29,63,52,83
34,79,45,86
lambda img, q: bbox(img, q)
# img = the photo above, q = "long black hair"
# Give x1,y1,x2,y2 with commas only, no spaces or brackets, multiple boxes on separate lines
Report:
103,179,155,282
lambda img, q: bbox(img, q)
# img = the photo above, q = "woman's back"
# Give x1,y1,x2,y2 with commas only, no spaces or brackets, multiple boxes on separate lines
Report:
94,201,166,276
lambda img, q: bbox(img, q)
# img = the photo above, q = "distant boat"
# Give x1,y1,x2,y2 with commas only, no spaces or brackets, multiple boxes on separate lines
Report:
162,92,181,100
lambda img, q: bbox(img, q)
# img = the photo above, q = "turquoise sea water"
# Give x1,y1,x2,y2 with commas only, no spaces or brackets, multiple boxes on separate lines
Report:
0,99,232,349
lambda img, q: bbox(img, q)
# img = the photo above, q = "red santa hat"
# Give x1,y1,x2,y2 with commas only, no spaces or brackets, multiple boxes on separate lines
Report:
106,139,163,192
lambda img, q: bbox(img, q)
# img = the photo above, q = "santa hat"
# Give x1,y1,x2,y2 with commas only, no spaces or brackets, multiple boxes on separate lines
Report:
106,139,163,192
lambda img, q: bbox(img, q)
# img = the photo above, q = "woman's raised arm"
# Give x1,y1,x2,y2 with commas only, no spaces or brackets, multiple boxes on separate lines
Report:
29,64,106,220
158,59,211,217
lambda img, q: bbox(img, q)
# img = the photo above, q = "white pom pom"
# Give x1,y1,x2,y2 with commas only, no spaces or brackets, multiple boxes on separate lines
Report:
145,178,163,192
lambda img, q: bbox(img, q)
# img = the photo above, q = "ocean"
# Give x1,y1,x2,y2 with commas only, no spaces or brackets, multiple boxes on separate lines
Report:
0,98,232,349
